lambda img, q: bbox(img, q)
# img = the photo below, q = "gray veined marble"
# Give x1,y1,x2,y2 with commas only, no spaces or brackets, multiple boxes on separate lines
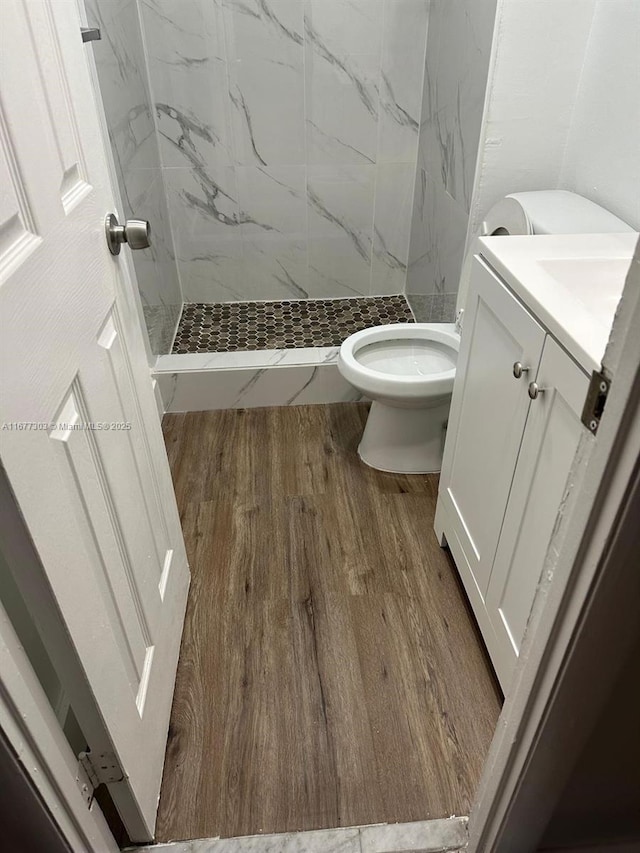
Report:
406,0,497,314
156,362,362,412
307,165,375,297
380,72,419,132
371,163,415,294
228,0,304,48
304,17,378,117
133,827,360,853
359,818,468,852
307,187,371,264
134,0,430,304
86,0,182,354
377,0,429,165
130,818,469,853
304,1,381,167
229,86,269,168
224,0,306,167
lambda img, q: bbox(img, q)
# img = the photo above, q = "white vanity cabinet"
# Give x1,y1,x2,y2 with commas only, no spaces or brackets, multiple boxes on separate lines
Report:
434,256,589,691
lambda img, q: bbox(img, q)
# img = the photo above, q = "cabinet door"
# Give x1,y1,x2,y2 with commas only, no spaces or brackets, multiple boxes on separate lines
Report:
485,336,589,690
437,259,546,613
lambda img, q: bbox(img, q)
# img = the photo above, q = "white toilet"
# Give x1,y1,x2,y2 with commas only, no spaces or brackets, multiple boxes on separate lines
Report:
338,190,633,474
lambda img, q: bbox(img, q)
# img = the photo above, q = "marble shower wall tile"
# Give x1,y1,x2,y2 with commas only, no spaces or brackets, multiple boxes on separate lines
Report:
86,0,155,174
407,171,468,297
307,165,375,297
378,0,430,164
224,0,306,167
138,0,430,302
372,163,415,294
304,0,382,166
406,0,497,319
420,0,497,213
162,165,243,303
86,0,182,355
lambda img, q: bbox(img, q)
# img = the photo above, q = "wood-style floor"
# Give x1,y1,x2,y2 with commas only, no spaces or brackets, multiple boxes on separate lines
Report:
156,403,502,842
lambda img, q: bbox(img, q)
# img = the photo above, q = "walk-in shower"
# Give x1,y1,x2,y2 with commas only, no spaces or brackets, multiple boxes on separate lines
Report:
85,0,497,410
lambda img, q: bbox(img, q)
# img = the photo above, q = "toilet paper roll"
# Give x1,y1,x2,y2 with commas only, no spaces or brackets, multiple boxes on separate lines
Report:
456,195,532,321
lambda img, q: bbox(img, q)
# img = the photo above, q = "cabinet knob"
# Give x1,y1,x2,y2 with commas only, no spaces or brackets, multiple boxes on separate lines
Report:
528,381,544,400
513,362,530,379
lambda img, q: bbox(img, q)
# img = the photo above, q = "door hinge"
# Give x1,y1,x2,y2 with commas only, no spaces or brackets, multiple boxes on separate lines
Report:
581,369,611,435
81,27,101,43
76,750,125,808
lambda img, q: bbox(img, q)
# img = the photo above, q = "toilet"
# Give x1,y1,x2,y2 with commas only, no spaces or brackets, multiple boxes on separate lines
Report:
338,190,633,474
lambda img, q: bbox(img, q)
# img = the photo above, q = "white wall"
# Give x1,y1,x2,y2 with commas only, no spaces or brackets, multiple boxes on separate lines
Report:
559,0,640,230
468,0,640,255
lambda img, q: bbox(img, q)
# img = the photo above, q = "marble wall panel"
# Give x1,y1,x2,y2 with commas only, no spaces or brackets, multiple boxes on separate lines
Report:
307,165,375,297
406,0,497,322
157,362,362,412
139,0,430,302
225,0,306,167
86,0,182,354
372,163,416,295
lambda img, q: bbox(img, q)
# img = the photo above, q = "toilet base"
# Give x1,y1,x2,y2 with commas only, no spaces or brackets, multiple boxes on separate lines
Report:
358,400,450,474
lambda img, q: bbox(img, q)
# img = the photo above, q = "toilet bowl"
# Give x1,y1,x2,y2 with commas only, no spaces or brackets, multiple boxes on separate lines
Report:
338,323,459,474
338,191,633,475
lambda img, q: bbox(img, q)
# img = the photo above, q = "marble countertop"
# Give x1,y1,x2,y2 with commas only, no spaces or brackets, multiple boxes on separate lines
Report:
478,232,639,373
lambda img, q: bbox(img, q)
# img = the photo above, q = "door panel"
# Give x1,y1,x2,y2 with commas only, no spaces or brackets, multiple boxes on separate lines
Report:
486,337,589,690
0,0,189,840
439,258,546,599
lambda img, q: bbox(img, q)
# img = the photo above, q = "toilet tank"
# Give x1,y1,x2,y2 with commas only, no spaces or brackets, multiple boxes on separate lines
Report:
505,190,634,235
457,190,634,318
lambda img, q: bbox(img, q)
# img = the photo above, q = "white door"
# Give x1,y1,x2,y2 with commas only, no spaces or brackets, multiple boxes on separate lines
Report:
437,259,546,608
485,337,589,690
0,0,189,841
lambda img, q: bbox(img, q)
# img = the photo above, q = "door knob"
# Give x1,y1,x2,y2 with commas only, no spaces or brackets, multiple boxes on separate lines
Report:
513,362,530,379
105,213,151,255
528,381,544,400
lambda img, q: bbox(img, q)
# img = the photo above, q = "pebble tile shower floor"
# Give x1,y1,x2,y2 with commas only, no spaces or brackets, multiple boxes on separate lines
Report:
171,296,415,354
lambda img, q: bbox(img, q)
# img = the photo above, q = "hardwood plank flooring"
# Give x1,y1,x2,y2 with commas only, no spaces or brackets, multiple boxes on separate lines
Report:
157,403,502,842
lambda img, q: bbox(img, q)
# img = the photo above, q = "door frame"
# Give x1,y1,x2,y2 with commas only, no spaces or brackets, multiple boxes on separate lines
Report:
0,604,117,853
0,474,118,853
0,465,152,843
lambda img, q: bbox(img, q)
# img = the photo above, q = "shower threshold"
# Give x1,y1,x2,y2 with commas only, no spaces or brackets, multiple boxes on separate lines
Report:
153,296,415,414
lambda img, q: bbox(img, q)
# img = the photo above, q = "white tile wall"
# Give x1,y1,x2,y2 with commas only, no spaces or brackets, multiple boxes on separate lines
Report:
86,0,182,354
139,0,431,302
406,0,498,319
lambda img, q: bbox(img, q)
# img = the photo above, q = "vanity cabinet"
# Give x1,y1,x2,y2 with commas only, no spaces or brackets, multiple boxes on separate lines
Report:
434,256,589,691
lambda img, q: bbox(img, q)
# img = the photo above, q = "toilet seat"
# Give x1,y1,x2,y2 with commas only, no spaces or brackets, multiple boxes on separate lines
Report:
339,323,459,401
